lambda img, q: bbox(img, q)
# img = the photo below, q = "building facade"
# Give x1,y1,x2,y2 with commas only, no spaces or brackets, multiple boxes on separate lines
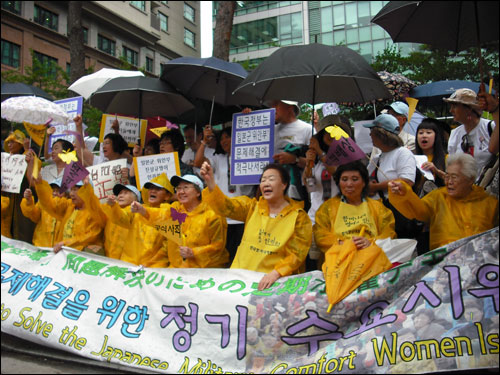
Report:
1,1,201,78
216,1,418,67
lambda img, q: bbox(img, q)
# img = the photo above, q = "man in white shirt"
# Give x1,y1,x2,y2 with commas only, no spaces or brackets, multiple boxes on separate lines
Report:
385,101,416,152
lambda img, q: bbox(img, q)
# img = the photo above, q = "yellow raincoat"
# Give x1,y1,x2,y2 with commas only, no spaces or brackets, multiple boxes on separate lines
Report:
35,180,103,251
144,201,228,268
20,198,63,247
202,185,312,276
108,203,169,267
1,195,11,238
314,196,396,255
388,180,498,250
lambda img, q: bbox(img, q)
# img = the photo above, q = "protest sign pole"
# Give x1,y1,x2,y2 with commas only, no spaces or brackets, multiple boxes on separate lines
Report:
38,118,53,159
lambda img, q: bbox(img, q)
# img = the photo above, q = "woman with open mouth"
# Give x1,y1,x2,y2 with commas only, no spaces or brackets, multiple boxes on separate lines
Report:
200,161,312,291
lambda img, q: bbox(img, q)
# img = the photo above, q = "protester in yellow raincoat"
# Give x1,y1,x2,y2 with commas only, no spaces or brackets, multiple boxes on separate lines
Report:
1,195,11,238
200,162,312,291
389,153,498,250
314,161,396,267
109,173,174,267
78,183,141,260
34,174,103,253
20,178,67,247
131,174,228,268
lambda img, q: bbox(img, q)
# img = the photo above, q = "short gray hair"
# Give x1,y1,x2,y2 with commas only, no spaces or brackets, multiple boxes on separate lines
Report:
446,153,478,181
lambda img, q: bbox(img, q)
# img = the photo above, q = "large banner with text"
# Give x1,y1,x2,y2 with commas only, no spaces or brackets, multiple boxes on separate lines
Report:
1,228,498,373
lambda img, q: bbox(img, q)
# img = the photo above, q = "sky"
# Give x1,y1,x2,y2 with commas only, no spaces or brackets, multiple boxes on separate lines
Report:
200,1,213,57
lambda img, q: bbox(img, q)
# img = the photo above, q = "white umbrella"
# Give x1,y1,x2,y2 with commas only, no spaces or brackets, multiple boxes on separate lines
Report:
1,96,71,125
68,68,145,100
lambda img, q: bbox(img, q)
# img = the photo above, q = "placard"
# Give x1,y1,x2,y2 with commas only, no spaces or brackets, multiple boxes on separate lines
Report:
86,159,129,202
99,115,147,147
231,109,275,185
48,97,84,152
1,152,28,193
133,152,181,189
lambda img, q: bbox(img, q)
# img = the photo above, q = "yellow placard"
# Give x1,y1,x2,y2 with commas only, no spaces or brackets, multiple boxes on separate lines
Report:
149,127,170,138
32,156,41,180
405,97,419,123
23,122,46,146
152,219,183,245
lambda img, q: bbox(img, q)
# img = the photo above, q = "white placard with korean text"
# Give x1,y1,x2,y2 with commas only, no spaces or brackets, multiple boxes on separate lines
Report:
1,152,28,193
86,159,129,202
133,152,181,189
100,114,147,147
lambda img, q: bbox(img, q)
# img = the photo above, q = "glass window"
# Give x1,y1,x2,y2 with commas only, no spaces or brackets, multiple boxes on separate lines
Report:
184,3,195,22
320,1,332,7
130,1,146,12
66,62,70,76
321,32,334,46
346,29,358,43
98,35,116,56
345,2,357,25
291,12,302,39
373,39,387,56
159,12,168,32
348,43,359,53
146,57,153,72
123,46,138,66
231,17,278,49
320,7,333,33
1,1,21,14
333,5,344,26
33,51,58,77
34,5,58,31
334,30,346,46
359,26,371,42
371,26,386,40
184,28,195,48
370,1,385,16
279,13,291,39
1,39,20,68
358,1,370,25
359,41,371,57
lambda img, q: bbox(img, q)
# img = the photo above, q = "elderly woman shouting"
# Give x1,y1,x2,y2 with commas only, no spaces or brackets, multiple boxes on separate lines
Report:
388,153,498,250
200,161,312,290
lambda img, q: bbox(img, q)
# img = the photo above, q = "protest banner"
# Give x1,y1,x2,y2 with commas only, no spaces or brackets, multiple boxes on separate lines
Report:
60,161,89,192
133,152,180,189
231,109,275,185
1,152,28,193
48,97,84,152
100,115,147,147
86,159,129,202
325,126,367,167
1,228,498,373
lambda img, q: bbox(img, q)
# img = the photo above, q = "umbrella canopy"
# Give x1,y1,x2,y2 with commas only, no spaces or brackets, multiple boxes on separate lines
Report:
1,96,70,125
377,71,417,101
171,99,240,126
1,82,53,101
160,56,260,107
68,68,145,100
233,44,391,106
88,76,194,119
371,1,499,52
409,80,494,106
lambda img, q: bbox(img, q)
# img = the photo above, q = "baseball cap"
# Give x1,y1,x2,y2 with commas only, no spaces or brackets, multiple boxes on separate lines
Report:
363,114,400,134
171,174,204,192
49,177,63,188
385,101,409,118
443,88,482,111
265,100,300,116
113,184,141,202
144,173,175,195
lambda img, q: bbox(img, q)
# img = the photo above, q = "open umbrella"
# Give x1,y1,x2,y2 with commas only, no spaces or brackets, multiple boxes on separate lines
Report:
68,68,145,100
1,82,53,101
233,44,391,128
88,76,194,119
1,96,70,125
409,80,494,107
377,71,417,101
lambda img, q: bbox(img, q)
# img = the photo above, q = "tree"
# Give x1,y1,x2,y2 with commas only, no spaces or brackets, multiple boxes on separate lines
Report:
213,1,236,61
67,2,86,86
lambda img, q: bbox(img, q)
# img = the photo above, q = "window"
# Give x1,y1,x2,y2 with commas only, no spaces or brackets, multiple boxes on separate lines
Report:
34,5,58,31
333,4,344,26
33,51,58,77
184,3,195,22
159,12,168,32
66,62,71,76
130,1,146,12
146,57,153,73
184,28,195,48
1,39,20,68
83,27,88,44
320,7,332,33
1,1,21,14
123,46,138,66
98,35,115,56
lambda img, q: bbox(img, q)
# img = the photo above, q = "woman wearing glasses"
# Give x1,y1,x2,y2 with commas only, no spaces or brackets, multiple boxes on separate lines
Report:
388,153,498,251
444,88,495,174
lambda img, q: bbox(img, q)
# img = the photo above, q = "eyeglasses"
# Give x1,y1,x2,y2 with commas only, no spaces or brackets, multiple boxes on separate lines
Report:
175,185,194,193
159,140,172,146
444,173,461,182
460,134,473,153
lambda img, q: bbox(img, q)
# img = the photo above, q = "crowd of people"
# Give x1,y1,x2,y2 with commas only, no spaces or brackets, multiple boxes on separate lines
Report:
1,87,499,292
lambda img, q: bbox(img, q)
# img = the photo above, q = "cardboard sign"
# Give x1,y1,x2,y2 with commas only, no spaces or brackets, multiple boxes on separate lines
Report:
231,109,275,185
133,152,181,189
100,114,147,147
48,97,84,151
86,159,129,202
1,152,28,193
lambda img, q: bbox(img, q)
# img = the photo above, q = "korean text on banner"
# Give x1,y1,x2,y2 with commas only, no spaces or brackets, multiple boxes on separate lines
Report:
86,159,129,202
1,152,28,193
48,97,84,152
100,114,147,147
231,108,275,185
133,152,180,189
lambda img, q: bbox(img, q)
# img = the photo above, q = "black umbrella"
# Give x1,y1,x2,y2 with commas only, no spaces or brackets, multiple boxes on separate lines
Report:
1,82,54,101
88,76,194,119
233,44,391,127
171,99,240,126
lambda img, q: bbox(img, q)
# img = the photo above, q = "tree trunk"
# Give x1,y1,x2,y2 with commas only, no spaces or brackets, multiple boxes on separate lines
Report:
213,1,236,61
68,2,85,87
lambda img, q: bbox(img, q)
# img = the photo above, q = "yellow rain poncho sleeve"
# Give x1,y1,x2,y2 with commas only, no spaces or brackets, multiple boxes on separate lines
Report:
1,195,11,238
388,180,498,250
108,204,168,267
314,196,396,254
20,198,61,247
144,201,228,268
202,185,312,276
